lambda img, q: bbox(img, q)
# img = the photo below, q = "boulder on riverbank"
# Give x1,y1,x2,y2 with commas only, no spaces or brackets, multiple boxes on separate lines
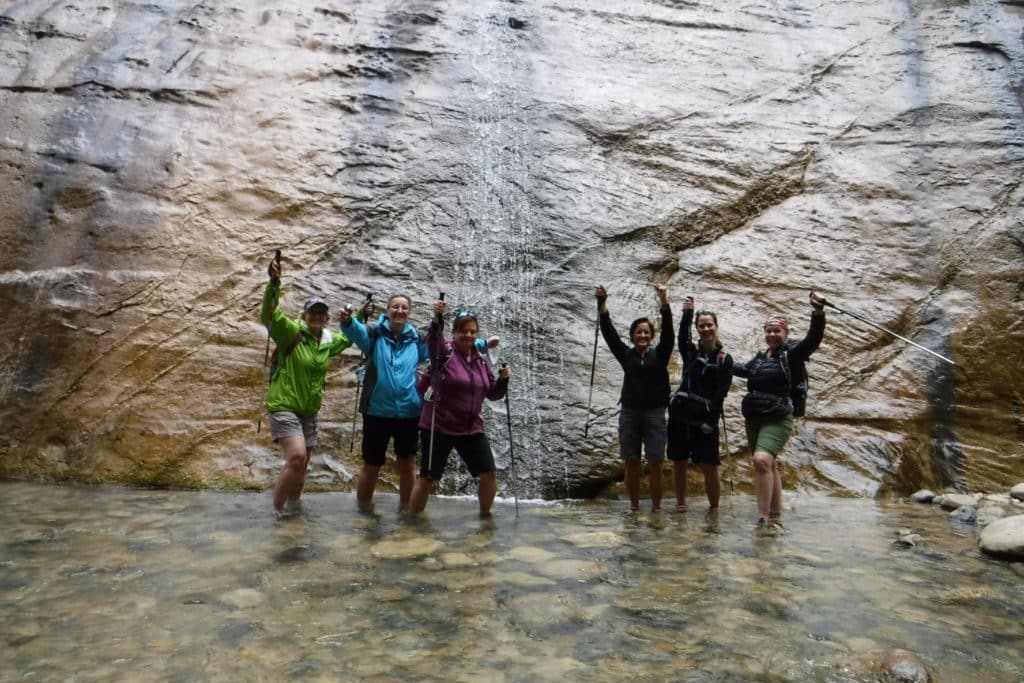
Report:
978,515,1024,561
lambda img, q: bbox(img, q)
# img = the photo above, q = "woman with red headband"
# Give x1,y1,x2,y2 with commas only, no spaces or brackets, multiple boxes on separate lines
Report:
733,292,827,528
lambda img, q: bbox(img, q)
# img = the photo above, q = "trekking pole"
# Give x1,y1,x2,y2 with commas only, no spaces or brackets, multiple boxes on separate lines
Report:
583,312,599,437
821,298,960,368
501,363,520,515
257,249,282,434
348,293,372,455
427,292,445,476
721,412,734,492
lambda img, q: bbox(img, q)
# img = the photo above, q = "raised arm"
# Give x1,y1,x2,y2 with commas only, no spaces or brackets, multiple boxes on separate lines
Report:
677,296,695,371
791,291,826,361
337,308,372,354
487,363,510,401
260,256,299,346
596,285,629,365
654,284,674,365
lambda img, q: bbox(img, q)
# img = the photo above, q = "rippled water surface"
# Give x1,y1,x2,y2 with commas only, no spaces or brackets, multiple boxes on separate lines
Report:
2,482,1022,682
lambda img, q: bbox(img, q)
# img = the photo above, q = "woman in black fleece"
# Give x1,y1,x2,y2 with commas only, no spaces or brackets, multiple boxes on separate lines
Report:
667,297,733,512
595,284,673,512
733,292,826,527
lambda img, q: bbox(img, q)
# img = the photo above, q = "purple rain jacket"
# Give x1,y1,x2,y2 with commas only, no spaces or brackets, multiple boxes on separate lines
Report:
417,320,508,435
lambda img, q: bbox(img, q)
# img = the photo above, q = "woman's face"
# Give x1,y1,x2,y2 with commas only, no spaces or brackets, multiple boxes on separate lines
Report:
453,320,479,354
387,296,410,326
304,308,328,335
632,323,653,352
764,323,788,350
695,314,717,346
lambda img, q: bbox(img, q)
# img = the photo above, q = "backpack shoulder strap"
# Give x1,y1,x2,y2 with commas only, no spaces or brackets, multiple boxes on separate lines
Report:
779,347,792,388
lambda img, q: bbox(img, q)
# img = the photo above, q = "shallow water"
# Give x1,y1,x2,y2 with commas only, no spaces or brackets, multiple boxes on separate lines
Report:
1,482,1022,682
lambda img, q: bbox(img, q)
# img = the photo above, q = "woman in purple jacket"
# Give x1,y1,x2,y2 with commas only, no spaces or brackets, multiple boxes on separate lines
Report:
409,299,510,516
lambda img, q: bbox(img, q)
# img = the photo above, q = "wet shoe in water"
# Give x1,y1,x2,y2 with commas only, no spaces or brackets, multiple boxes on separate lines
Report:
274,499,303,521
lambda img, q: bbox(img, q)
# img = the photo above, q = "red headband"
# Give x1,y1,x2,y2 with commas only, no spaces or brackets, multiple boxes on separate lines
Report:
764,315,788,330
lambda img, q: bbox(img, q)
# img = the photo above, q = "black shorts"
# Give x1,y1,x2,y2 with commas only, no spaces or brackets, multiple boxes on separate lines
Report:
419,430,496,481
667,418,720,465
361,415,419,466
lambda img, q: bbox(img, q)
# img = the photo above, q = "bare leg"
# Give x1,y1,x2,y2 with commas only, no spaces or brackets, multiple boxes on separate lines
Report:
673,461,688,510
273,436,309,511
478,471,497,516
397,457,416,510
752,451,774,521
769,459,783,516
648,462,663,511
291,448,313,501
356,463,381,511
700,464,720,509
624,460,641,510
409,476,432,514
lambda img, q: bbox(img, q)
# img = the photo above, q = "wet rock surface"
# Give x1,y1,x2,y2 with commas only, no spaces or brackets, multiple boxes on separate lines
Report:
1,1,1023,497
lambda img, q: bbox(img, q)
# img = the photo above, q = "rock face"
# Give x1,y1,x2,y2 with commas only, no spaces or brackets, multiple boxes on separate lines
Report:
1,1,1023,497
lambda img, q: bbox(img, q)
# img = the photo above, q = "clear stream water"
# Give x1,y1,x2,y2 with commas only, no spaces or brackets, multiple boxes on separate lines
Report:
1,481,1022,682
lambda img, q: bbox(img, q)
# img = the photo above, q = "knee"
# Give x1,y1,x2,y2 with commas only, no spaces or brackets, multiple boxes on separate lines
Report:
752,452,773,473
284,451,308,471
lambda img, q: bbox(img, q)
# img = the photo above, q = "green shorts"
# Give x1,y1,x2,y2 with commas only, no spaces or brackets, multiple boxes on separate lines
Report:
745,415,794,457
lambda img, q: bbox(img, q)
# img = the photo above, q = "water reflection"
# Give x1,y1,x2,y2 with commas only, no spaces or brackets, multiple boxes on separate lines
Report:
1,482,1021,682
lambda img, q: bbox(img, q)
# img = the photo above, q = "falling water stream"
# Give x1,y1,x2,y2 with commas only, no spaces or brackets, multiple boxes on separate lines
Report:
2,481,1022,682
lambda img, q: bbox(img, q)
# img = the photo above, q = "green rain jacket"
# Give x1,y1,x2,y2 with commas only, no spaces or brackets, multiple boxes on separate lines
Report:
260,280,353,416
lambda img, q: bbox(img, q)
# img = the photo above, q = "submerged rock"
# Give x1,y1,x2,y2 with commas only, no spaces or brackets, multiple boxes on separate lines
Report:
370,537,444,559
977,505,1008,527
978,515,1024,561
948,505,977,524
893,533,921,548
876,648,931,683
219,588,267,610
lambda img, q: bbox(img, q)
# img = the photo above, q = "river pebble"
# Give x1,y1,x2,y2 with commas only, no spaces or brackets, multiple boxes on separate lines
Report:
910,489,935,503
1010,483,1024,502
938,493,976,510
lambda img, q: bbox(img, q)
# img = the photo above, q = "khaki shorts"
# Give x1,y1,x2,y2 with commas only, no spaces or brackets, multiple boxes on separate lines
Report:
744,415,794,457
269,411,319,449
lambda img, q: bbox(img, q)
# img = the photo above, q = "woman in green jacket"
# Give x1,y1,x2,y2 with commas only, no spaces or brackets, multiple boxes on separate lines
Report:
261,257,354,517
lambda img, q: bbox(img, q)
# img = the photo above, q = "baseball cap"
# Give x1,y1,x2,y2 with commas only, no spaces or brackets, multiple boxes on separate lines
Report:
303,297,329,313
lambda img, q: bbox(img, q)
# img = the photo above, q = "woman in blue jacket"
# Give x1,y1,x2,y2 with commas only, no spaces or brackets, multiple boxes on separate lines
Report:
339,294,429,512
